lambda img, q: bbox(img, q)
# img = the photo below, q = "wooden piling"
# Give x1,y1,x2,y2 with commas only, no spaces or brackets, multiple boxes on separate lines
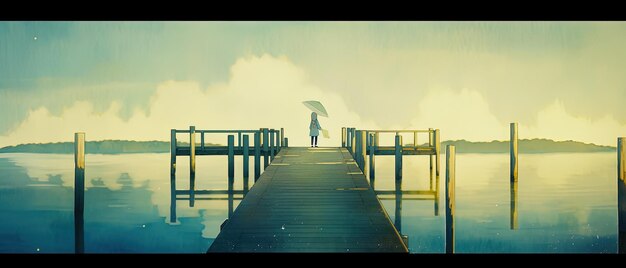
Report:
74,132,85,254
510,123,518,182
189,126,196,207
429,128,434,178
619,137,625,253
342,127,347,147
395,134,403,181
355,130,362,168
435,129,441,176
369,133,376,184
170,129,177,223
280,128,285,148
360,130,367,172
263,128,269,168
445,145,455,254
270,129,275,161
228,135,235,189
254,132,261,182
351,128,356,156
284,137,289,147
277,129,282,152
243,134,249,191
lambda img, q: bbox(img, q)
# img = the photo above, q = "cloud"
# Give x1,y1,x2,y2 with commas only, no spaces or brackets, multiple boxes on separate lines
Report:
1,54,624,148
407,88,626,146
0,54,379,147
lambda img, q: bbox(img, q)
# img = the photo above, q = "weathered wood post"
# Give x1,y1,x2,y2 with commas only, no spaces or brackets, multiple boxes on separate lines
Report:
346,128,352,152
618,137,625,253
360,130,367,172
170,129,177,223
189,126,196,207
510,123,518,182
280,128,285,148
435,129,441,176
254,131,261,182
350,128,356,157
277,129,282,152
342,127,347,147
510,181,518,230
429,128,434,180
413,131,418,148
74,132,85,254
284,138,289,147
270,129,275,161
243,134,249,191
445,145,456,254
369,133,376,184
201,131,205,150
263,128,269,168
395,134,403,181
228,135,235,189
355,130,362,168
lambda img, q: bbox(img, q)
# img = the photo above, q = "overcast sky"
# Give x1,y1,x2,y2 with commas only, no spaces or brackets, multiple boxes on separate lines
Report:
1,21,625,147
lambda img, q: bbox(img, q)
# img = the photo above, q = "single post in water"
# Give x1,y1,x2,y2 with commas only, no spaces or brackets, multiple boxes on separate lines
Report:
510,123,518,183
74,132,85,254
445,145,456,254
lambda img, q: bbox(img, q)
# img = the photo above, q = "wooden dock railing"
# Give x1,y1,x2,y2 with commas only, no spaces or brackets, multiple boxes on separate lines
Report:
169,126,287,223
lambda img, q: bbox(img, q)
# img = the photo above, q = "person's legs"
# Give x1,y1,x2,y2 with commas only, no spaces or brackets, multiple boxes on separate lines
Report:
314,136,318,147
311,136,314,147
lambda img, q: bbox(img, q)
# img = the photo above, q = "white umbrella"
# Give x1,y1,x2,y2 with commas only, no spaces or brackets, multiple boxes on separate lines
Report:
302,100,329,117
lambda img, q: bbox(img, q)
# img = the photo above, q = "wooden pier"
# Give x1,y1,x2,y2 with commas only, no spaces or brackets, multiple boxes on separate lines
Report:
208,147,408,253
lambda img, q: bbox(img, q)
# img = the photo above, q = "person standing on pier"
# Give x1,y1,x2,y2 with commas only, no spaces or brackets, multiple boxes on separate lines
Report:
309,112,322,147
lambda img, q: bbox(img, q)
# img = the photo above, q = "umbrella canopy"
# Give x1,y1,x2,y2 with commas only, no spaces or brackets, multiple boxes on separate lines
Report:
302,100,329,117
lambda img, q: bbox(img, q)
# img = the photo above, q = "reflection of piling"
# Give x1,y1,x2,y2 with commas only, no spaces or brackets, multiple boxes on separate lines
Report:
74,132,85,254
395,134,403,181
445,145,455,254
434,171,440,216
395,179,402,234
369,133,376,185
254,132,261,182
189,126,196,207
618,137,625,253
510,123,518,182
243,135,249,192
170,129,177,223
510,181,518,230
228,135,235,189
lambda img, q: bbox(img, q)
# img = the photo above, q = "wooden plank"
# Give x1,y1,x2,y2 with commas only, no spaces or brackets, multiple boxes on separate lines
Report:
208,147,408,253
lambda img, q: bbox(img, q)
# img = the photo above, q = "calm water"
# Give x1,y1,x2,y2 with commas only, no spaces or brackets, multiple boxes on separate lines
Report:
0,152,617,253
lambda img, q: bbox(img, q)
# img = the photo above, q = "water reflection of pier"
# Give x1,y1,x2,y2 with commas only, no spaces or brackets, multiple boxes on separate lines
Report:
372,162,441,247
